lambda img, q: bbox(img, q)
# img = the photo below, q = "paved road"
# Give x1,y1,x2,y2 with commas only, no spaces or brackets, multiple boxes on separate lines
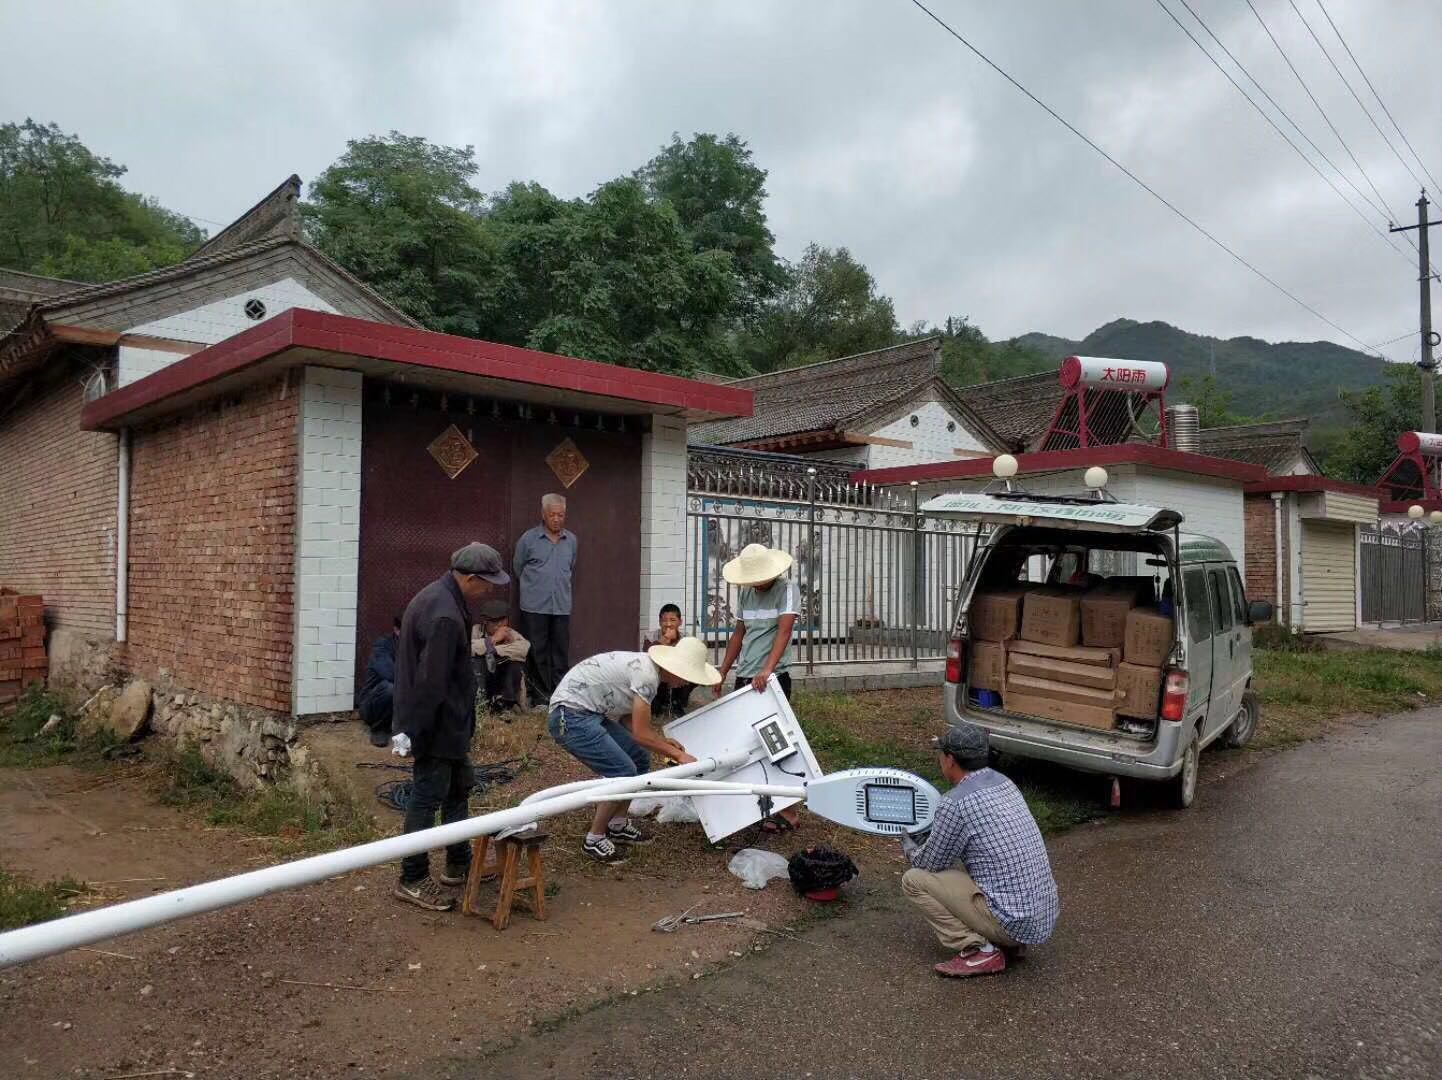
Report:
445,712,1442,1079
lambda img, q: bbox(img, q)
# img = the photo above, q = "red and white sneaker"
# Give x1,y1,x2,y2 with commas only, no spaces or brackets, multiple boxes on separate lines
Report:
934,945,1007,978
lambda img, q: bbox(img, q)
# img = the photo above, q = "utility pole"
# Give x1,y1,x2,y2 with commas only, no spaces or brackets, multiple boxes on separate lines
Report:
1390,192,1442,433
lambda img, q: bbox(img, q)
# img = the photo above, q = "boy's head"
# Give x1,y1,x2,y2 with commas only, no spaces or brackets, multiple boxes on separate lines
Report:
658,603,682,635
479,599,510,633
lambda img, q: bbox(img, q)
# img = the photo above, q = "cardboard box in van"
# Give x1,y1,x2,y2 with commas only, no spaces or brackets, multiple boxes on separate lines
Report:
1020,588,1081,648
1002,688,1115,730
1008,651,1117,690
970,640,1005,691
1080,589,1136,648
1117,662,1164,720
1124,607,1174,667
1008,639,1120,668
1105,575,1157,607
970,590,1025,642
1006,672,1119,710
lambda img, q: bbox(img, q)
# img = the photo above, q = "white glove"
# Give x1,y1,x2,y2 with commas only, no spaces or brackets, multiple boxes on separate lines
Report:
390,732,412,758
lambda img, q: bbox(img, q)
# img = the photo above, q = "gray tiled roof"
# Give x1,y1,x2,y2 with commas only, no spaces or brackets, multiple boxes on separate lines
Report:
692,337,943,444
0,269,84,333
1196,418,1313,472
951,371,1064,451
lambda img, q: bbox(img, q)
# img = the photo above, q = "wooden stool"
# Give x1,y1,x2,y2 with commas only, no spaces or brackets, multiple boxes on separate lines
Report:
462,831,548,930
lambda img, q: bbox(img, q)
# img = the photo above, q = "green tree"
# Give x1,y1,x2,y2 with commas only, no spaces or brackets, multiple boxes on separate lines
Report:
1327,364,1423,483
638,132,784,322
740,244,898,371
301,132,510,337
485,176,741,375
0,119,203,282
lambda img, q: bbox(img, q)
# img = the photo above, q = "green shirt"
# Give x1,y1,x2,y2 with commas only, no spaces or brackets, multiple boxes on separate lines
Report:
736,578,800,677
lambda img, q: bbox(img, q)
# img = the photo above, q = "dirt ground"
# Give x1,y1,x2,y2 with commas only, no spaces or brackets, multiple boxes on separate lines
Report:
0,706,912,1080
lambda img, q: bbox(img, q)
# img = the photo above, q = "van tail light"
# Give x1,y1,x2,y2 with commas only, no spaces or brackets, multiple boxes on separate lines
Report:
946,637,966,684
1160,669,1188,722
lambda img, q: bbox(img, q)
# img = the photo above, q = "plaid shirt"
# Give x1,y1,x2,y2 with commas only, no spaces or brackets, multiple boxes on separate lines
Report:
903,768,1060,944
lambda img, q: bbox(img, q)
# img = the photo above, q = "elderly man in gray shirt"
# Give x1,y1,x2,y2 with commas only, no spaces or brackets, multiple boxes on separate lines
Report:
514,493,578,702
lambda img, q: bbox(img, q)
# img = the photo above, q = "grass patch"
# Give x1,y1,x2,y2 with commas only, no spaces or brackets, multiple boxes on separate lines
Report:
1252,646,1442,749
792,689,1102,834
0,866,88,931
153,743,379,855
0,686,120,768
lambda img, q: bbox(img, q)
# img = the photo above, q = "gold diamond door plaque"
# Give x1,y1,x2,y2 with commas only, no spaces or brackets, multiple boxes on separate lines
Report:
546,437,589,488
428,424,478,479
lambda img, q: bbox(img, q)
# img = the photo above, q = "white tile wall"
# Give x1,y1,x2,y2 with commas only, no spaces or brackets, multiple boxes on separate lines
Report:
117,277,338,386
640,415,688,642
866,400,989,469
293,366,363,716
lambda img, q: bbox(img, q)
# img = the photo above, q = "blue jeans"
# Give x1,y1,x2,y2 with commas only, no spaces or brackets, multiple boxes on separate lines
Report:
548,706,650,778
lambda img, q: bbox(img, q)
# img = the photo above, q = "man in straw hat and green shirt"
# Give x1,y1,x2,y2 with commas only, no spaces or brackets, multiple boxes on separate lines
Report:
548,637,721,863
716,543,802,830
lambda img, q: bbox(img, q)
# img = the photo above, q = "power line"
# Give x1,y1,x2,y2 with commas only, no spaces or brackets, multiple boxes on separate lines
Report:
1155,0,1412,270
903,0,1382,357
1286,0,1427,195
1370,330,1418,351
1243,0,1398,225
1313,0,1442,196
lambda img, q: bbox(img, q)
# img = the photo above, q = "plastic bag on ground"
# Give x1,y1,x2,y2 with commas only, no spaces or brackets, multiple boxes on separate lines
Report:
728,848,791,890
629,796,701,824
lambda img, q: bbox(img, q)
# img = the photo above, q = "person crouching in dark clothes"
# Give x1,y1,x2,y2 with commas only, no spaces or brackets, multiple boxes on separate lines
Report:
472,599,529,714
643,603,694,720
392,542,509,912
359,616,400,747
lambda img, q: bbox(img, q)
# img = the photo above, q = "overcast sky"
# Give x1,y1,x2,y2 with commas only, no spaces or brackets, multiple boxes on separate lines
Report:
3,0,1438,362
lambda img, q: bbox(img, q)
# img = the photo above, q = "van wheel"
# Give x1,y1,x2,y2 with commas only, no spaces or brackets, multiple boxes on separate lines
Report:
1168,735,1199,809
1223,691,1259,749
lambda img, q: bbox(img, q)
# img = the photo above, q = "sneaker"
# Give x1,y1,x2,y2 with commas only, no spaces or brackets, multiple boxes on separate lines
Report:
582,835,628,864
606,821,654,846
367,727,389,748
394,876,456,911
934,945,1006,978
437,863,470,887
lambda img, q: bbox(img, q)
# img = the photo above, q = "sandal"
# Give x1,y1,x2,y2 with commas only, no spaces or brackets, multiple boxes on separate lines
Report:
760,815,796,834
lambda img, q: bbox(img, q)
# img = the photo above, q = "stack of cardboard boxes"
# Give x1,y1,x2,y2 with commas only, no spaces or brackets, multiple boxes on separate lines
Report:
968,577,1175,730
0,591,46,707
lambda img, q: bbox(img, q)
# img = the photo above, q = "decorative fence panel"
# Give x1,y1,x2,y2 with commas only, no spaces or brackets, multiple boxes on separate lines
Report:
1360,524,1427,624
685,449,975,669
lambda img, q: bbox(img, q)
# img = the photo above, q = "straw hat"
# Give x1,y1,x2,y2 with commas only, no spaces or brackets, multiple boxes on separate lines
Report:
647,636,722,686
721,543,793,586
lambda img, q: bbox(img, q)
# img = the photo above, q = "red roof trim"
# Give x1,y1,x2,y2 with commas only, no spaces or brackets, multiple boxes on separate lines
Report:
81,308,753,430
852,442,1270,486
1380,499,1442,515
1242,474,1380,499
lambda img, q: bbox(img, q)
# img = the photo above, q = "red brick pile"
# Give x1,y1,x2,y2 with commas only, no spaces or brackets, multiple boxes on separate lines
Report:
0,591,46,706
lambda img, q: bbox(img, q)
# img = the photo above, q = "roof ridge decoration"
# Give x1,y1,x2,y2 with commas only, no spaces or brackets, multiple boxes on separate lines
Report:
187,175,303,260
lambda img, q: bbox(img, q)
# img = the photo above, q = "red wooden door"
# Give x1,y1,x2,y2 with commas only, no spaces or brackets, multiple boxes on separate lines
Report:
355,384,643,695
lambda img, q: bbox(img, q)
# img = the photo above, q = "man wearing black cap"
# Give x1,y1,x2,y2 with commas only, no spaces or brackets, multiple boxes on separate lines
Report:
472,599,528,714
392,542,510,912
900,722,1059,977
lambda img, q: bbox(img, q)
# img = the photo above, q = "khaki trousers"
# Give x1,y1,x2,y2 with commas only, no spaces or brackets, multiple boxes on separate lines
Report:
901,867,1018,954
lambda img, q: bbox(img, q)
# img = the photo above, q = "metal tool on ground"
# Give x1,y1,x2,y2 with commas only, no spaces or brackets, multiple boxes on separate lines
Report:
651,906,747,933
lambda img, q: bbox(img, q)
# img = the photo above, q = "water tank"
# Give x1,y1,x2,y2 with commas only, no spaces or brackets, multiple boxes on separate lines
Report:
1167,403,1200,452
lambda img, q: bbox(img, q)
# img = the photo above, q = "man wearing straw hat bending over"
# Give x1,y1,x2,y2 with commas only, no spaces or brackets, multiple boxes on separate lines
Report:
716,543,802,831
549,638,722,863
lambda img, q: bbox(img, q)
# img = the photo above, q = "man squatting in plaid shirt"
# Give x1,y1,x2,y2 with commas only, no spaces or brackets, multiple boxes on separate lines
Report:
900,722,1060,978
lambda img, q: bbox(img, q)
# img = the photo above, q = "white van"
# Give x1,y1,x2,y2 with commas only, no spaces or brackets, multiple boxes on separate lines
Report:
931,491,1272,808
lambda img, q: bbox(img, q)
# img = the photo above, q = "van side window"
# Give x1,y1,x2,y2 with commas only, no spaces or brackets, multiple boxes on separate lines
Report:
1210,570,1234,633
1226,567,1248,624
1182,569,1212,643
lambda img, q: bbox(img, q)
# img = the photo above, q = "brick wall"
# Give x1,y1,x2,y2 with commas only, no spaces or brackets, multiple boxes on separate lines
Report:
126,375,298,711
0,365,118,637
1243,493,1287,618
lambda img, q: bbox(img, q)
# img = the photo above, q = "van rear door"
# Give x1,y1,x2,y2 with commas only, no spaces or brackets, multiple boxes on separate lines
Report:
1179,566,1214,728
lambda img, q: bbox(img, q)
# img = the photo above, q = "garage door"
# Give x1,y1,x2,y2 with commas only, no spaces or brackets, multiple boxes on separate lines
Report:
1302,521,1357,633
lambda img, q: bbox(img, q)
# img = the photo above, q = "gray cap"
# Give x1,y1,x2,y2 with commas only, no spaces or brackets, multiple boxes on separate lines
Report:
451,542,510,585
478,599,510,620
935,722,989,762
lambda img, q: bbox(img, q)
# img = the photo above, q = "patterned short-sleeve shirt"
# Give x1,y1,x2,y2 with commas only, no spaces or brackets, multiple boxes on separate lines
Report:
550,651,661,720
